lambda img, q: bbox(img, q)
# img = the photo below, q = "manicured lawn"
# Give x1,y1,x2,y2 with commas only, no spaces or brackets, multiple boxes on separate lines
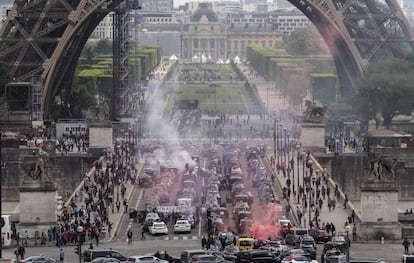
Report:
167,84,258,114
178,63,241,82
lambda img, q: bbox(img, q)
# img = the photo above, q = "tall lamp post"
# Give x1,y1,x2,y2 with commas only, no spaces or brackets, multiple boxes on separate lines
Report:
302,151,306,188
76,225,84,263
296,144,300,202
124,132,128,166
276,121,280,165
283,128,287,165
132,124,136,151
0,132,2,259
273,119,276,159
287,132,291,185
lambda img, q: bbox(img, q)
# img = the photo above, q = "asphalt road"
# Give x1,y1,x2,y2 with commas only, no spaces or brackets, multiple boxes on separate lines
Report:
1,239,407,262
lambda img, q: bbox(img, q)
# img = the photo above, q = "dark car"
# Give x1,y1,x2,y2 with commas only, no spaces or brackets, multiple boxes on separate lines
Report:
180,250,209,263
349,260,386,263
322,248,347,263
190,254,228,263
300,236,316,260
236,250,279,263
325,236,349,254
322,238,349,263
309,229,332,243
281,248,312,259
82,249,127,262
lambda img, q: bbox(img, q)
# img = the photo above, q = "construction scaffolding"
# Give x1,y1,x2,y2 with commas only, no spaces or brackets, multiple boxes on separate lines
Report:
112,0,141,121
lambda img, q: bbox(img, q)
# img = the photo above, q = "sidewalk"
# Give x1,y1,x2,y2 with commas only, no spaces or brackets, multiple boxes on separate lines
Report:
242,61,356,235
67,157,142,243
267,151,354,236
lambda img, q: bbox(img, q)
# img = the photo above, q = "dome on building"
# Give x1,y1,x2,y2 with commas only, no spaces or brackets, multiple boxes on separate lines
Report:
190,3,218,22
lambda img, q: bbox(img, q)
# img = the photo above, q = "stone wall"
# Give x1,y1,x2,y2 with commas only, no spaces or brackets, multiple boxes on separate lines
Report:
1,148,96,201
317,152,414,201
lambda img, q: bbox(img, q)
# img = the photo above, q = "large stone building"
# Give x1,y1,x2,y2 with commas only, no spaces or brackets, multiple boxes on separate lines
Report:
181,3,284,60
141,0,174,12
92,12,114,39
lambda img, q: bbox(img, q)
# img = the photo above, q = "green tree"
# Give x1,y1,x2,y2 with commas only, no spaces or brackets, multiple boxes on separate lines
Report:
81,44,95,64
70,71,98,117
94,39,112,54
353,58,414,129
284,26,329,56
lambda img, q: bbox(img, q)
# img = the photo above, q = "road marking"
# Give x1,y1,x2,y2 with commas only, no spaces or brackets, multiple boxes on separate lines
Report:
173,236,179,240
182,236,188,240
126,187,144,231
164,236,169,241
192,236,198,240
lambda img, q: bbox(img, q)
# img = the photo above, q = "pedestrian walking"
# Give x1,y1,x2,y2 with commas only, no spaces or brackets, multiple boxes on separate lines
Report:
403,237,410,254
344,194,348,209
140,225,146,240
116,200,121,213
352,224,357,241
127,228,133,245
59,248,64,262
201,236,207,250
18,244,25,260
23,230,29,246
351,209,356,223
14,245,19,261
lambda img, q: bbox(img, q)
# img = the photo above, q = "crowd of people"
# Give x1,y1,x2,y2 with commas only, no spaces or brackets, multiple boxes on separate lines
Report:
13,150,138,250
56,133,89,154
276,151,357,241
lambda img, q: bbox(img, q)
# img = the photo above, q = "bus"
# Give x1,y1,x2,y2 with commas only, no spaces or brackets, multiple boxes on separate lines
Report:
1,215,12,247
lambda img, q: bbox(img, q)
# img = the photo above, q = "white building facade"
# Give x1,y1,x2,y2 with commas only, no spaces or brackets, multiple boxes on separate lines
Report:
92,13,114,39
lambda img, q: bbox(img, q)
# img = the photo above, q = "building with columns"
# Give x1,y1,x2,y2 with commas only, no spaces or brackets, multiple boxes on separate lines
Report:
181,3,284,60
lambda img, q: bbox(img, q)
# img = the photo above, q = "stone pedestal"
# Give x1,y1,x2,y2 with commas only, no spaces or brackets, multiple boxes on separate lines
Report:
89,122,113,154
359,180,401,240
300,123,325,151
18,181,57,239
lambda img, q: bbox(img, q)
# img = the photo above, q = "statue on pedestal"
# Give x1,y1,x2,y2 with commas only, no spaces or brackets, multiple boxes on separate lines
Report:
23,151,52,183
303,99,327,123
367,149,398,181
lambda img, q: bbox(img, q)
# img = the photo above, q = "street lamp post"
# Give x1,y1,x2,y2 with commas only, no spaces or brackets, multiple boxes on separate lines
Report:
276,121,280,165
287,132,291,187
302,151,306,188
283,128,287,165
77,225,84,263
124,132,127,166
308,193,312,228
128,128,131,163
132,124,136,148
296,144,300,202
273,120,276,159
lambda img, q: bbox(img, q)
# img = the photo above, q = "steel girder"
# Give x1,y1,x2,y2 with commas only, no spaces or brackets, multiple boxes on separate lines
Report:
0,0,116,119
288,0,414,97
1,0,413,119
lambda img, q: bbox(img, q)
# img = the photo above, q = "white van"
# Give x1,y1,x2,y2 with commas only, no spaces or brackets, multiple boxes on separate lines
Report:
1,215,12,247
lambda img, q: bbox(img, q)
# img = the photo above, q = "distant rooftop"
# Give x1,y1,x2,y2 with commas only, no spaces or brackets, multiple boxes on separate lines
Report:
190,2,218,22
367,129,411,137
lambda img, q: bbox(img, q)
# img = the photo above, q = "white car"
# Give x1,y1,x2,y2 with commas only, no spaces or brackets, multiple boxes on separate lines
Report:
174,220,191,233
278,216,291,227
145,212,160,222
20,255,56,263
128,255,168,263
149,222,168,235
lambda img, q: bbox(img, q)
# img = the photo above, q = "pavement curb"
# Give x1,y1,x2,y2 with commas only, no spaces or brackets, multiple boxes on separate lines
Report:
108,161,144,242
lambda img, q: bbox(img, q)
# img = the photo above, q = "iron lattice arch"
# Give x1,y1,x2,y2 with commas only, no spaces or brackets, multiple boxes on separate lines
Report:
288,0,414,97
0,0,119,120
0,0,413,120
